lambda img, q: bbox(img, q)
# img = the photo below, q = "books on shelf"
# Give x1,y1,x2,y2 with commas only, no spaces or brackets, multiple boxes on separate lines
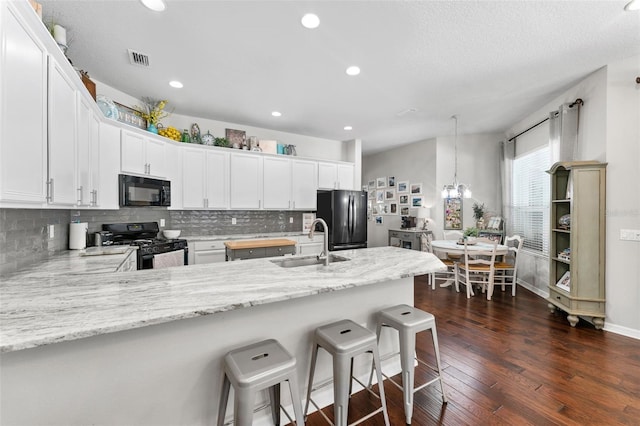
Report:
556,271,571,292
557,247,571,261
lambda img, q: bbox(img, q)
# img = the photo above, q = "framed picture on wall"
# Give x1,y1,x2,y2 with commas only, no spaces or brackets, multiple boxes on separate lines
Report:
389,203,398,214
385,189,396,200
368,179,376,188
388,176,396,187
444,198,463,230
376,177,387,188
399,194,409,205
410,183,423,194
376,189,384,202
400,206,410,216
375,216,384,225
368,188,376,199
411,196,424,207
397,181,409,193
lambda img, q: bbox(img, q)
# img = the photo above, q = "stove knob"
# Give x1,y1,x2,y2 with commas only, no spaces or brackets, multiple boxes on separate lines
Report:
153,246,160,254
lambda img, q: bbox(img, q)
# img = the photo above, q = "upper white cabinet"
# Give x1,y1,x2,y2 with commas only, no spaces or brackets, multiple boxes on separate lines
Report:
318,161,355,190
76,92,100,207
291,159,318,210
121,129,167,178
47,56,77,206
97,121,121,209
0,2,47,205
230,153,262,209
263,156,292,209
182,146,229,209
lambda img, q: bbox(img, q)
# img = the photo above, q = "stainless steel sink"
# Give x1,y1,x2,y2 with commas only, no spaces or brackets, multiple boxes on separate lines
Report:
271,254,349,268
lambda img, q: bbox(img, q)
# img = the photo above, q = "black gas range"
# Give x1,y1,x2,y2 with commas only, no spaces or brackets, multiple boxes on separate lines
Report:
102,222,188,270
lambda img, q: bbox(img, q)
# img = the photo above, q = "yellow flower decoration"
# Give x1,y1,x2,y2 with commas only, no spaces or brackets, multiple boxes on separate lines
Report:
134,97,171,125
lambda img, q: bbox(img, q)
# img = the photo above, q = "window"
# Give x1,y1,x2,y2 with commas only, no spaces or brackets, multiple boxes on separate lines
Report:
511,146,550,254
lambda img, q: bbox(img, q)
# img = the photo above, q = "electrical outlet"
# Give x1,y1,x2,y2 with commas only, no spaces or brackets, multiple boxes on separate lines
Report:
289,217,293,224
232,217,237,225
620,229,640,241
48,224,55,239
160,219,165,227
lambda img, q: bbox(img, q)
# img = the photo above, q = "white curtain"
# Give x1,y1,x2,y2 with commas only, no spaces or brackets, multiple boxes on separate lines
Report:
499,139,515,233
549,102,580,163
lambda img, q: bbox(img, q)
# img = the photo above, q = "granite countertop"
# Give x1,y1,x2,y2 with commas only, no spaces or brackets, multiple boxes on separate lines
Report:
2,246,137,279
0,247,446,353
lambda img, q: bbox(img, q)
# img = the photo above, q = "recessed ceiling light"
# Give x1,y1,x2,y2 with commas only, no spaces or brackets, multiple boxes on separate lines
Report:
346,66,360,76
624,0,640,11
272,111,282,117
301,13,320,29
344,126,353,131
140,0,166,12
169,80,183,88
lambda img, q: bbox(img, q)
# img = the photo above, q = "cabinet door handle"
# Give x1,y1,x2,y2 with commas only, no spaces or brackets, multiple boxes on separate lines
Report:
77,186,83,204
259,200,261,209
147,163,151,175
46,179,53,202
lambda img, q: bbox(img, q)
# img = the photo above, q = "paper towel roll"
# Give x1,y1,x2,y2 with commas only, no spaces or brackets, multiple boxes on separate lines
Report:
69,222,88,250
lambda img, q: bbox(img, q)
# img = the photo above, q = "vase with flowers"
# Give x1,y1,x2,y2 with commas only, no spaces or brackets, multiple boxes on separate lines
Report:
134,97,171,134
472,202,486,229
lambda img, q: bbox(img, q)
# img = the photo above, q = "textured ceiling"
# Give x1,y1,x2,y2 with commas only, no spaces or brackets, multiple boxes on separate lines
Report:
39,0,640,154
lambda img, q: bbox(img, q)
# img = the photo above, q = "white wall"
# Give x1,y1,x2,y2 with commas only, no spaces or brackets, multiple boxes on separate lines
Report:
94,79,347,162
604,55,640,337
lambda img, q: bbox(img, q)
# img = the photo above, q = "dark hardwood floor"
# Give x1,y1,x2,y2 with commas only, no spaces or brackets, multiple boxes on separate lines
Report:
301,275,640,425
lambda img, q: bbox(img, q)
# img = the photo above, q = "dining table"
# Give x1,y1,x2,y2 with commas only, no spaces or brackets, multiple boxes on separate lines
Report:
430,239,509,289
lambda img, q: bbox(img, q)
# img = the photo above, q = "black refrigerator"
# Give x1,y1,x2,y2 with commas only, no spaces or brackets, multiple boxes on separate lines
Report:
316,190,367,251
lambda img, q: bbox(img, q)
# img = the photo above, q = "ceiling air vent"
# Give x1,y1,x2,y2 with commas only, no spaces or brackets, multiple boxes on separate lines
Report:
127,49,150,67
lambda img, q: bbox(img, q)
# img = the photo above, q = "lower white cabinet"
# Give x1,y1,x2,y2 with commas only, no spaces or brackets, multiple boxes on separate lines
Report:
192,240,227,264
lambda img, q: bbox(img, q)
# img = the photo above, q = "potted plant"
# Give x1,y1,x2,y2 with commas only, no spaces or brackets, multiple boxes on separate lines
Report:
472,202,485,229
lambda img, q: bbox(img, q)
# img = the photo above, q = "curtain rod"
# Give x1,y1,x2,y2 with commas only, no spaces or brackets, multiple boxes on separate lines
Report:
507,98,583,142
507,117,549,142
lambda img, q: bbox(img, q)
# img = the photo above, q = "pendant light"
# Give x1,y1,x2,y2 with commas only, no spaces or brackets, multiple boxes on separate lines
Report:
441,115,472,199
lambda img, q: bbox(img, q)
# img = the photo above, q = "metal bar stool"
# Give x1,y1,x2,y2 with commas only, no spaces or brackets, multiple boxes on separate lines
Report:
304,319,390,426
217,339,305,426
368,304,447,424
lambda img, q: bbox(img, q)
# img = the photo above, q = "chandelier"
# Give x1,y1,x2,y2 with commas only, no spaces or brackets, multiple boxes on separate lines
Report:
441,115,472,199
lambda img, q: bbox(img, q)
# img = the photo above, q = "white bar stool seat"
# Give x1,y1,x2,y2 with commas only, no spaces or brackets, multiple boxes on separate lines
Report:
304,319,390,426
369,304,447,424
217,339,305,426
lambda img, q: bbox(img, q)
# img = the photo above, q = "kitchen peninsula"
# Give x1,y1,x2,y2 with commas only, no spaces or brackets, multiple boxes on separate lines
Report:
0,247,445,425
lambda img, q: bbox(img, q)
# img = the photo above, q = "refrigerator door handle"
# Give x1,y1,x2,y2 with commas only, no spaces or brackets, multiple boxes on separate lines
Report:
349,195,355,236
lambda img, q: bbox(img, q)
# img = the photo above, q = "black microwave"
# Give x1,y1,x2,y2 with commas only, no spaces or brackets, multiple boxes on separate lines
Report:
119,174,171,207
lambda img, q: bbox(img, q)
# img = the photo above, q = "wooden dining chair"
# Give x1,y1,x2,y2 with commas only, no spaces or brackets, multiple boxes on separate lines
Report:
442,230,464,262
456,240,497,299
492,235,524,298
421,232,457,291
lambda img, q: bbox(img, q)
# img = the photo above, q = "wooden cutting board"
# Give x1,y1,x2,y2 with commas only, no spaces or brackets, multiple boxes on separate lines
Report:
224,238,297,250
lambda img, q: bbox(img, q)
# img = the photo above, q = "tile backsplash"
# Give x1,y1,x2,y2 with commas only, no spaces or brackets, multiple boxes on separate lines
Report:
0,208,306,274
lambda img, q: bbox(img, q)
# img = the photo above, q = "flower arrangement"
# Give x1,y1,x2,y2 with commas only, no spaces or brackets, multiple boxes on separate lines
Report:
134,97,171,126
463,227,479,237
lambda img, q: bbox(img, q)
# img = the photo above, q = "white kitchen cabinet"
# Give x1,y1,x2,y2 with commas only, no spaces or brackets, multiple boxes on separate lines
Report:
0,2,47,205
292,159,318,210
230,152,262,209
182,147,228,209
121,130,167,178
89,113,101,206
193,240,226,264
318,161,355,190
263,156,292,209
97,121,121,209
165,142,183,210
76,92,97,207
47,56,77,206
297,234,324,256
